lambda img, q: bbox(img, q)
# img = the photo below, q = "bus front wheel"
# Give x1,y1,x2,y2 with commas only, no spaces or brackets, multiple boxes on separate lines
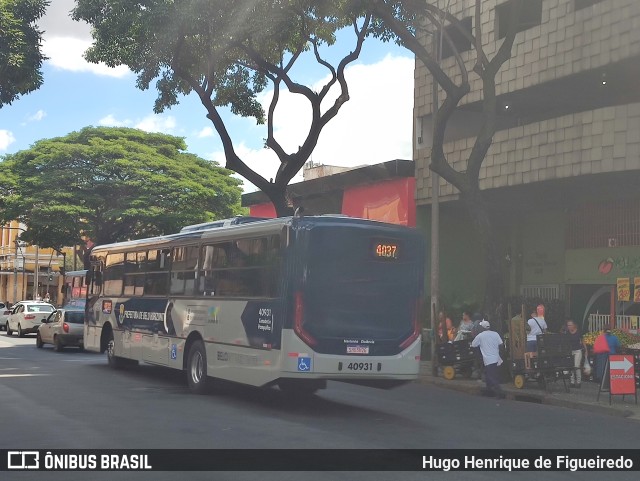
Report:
187,340,209,394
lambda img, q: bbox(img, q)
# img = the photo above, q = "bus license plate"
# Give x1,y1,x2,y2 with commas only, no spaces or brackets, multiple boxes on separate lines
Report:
346,362,374,371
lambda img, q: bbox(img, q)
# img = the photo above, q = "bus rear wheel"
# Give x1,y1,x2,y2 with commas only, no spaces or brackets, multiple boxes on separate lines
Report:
187,340,209,394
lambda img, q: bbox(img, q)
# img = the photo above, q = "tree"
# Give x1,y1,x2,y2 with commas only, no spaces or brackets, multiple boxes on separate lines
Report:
368,0,524,320
0,127,243,261
0,0,48,106
72,0,371,216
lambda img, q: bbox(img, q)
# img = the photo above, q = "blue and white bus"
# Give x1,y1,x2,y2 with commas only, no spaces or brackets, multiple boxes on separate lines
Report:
84,215,425,394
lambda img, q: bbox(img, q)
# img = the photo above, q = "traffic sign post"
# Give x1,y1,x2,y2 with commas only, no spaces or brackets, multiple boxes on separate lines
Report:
598,355,637,405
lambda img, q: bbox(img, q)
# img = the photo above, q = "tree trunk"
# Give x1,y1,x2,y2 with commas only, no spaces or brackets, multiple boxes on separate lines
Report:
460,187,504,334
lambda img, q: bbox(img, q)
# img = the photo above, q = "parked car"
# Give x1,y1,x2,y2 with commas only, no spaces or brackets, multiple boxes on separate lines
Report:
0,302,11,331
37,309,85,351
5,301,56,337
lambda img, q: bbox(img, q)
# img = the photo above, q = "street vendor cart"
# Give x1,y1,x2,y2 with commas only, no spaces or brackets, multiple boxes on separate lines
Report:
437,338,477,380
509,317,575,391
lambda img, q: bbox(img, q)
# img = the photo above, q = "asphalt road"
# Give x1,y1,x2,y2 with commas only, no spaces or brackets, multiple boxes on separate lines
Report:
1,332,638,481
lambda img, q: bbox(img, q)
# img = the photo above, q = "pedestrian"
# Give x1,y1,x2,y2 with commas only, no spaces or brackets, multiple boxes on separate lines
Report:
593,328,621,382
563,319,584,388
471,320,506,398
526,309,547,353
437,311,456,342
44,292,51,303
454,311,474,341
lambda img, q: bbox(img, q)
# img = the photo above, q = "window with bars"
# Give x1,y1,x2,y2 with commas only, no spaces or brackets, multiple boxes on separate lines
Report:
521,285,561,300
566,199,640,249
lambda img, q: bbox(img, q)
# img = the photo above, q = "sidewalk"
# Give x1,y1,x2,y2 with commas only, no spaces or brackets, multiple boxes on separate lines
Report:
418,360,640,421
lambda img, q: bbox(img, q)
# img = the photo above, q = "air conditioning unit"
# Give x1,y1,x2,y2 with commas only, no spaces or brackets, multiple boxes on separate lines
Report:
608,238,617,248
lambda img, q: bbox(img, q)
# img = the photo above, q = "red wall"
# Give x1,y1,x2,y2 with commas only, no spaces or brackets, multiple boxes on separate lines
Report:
249,203,277,218
342,178,416,227
248,177,416,227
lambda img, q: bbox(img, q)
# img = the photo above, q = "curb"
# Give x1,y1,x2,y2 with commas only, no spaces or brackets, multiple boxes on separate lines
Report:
417,375,639,421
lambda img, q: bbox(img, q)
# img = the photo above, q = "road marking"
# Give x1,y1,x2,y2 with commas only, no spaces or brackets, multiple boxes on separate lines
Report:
0,357,20,360
0,374,48,378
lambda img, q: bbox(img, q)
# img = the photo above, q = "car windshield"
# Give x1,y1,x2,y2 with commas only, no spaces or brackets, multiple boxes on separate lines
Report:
26,304,55,313
65,311,85,324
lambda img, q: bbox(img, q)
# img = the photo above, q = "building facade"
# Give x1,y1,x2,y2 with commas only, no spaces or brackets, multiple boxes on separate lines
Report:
415,0,640,326
0,221,66,305
243,160,416,227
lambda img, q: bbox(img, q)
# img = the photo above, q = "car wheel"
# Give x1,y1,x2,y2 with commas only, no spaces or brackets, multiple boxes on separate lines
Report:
5,323,12,336
17,324,24,338
187,340,209,394
54,336,64,352
36,332,44,348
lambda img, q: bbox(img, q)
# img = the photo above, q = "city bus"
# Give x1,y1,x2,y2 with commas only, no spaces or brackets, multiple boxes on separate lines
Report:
62,270,88,309
84,215,425,394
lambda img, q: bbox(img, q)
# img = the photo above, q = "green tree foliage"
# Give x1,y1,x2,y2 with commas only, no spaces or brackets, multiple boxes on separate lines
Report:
72,0,371,215
0,127,244,256
0,0,48,106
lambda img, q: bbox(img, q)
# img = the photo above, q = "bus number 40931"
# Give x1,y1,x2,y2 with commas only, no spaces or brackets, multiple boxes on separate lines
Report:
347,362,373,371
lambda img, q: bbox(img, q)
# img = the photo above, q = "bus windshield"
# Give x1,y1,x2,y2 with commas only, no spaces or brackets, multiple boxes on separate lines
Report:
302,226,422,345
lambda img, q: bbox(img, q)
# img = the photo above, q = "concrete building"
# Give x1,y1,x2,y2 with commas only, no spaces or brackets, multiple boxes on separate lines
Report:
415,0,640,328
0,221,66,304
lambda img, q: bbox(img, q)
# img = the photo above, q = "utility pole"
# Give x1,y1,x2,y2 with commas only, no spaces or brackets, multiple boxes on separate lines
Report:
430,14,444,377
34,246,39,299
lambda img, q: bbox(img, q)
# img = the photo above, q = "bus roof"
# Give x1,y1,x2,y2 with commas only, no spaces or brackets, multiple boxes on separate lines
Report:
90,215,419,254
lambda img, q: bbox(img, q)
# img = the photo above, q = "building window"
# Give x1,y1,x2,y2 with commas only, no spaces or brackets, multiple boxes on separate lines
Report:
566,199,640,249
574,0,605,11
521,285,561,300
441,17,472,59
496,0,542,39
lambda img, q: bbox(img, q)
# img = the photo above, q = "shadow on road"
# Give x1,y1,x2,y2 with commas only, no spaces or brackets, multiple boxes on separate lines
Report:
81,361,413,425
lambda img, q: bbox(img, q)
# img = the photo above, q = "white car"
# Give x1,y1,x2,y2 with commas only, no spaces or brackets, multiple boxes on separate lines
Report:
5,301,56,337
37,309,85,351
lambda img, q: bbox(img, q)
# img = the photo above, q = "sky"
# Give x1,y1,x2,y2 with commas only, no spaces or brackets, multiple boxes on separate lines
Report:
0,0,415,193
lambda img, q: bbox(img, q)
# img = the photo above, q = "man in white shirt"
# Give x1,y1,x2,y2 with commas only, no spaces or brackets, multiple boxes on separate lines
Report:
526,310,548,353
471,320,505,399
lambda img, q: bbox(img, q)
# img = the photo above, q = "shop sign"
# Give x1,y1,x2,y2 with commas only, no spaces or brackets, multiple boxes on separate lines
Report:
609,355,636,395
617,277,630,301
634,277,640,303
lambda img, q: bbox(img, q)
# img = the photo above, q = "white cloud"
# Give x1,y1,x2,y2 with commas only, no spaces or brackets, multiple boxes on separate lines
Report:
38,0,91,40
98,114,177,134
209,54,414,192
197,127,215,138
0,130,16,151
135,115,177,133
28,110,47,122
98,114,132,127
37,0,129,78
42,37,130,78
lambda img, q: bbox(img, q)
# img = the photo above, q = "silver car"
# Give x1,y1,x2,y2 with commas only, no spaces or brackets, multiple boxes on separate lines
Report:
36,309,85,351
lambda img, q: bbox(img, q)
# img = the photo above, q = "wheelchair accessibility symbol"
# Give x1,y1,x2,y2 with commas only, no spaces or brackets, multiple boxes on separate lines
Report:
297,357,311,372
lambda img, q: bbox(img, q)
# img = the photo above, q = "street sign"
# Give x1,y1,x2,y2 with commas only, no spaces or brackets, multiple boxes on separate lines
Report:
609,354,636,395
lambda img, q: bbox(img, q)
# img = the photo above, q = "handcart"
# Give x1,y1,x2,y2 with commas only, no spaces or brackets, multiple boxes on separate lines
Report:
511,332,575,392
437,338,477,380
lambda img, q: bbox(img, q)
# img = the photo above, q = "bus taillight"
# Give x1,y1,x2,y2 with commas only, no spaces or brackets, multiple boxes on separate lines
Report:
294,291,317,347
399,299,421,350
